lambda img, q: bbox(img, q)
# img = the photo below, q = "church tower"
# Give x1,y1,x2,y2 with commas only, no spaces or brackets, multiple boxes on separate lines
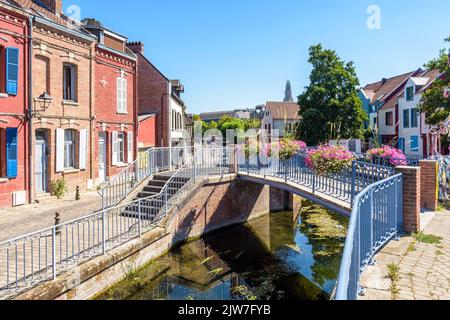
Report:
284,81,294,102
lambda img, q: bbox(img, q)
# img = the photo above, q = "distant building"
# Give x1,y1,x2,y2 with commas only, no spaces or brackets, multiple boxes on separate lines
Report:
261,102,300,140
199,106,263,124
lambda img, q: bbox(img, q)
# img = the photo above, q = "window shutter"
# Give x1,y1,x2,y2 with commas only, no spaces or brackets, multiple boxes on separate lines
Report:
122,78,127,113
6,47,19,96
56,128,65,172
112,131,118,166
79,129,87,170
6,128,18,178
117,78,122,113
127,131,133,164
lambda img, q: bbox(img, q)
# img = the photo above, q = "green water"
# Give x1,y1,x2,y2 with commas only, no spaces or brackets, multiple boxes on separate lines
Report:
95,202,349,301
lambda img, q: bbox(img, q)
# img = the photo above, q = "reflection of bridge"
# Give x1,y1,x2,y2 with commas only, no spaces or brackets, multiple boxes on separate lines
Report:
0,148,403,300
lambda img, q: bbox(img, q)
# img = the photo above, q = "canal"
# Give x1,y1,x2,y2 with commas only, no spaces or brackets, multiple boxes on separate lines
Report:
95,201,349,301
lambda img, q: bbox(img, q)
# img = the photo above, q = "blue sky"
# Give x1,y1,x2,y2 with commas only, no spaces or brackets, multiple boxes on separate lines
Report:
65,0,450,114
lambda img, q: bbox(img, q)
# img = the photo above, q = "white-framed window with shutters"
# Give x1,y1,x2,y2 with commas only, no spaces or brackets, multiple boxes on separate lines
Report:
117,76,127,114
117,132,125,163
64,129,76,169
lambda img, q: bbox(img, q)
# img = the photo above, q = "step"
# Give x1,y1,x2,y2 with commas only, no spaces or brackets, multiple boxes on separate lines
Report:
137,191,160,198
143,186,164,193
147,180,167,187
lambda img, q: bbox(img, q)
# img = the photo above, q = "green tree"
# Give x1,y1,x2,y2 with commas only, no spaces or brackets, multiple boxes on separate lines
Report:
243,119,261,131
217,116,246,137
418,38,450,126
295,44,367,146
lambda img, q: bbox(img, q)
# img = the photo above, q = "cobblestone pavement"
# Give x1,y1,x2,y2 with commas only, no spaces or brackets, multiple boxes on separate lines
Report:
0,192,103,242
360,210,450,300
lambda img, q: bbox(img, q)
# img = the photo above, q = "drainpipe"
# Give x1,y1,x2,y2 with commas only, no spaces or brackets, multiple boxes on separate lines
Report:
27,16,34,204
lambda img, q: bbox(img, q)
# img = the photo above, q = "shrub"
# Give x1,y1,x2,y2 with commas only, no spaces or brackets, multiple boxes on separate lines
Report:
51,179,68,200
367,145,407,166
306,145,355,175
263,139,307,160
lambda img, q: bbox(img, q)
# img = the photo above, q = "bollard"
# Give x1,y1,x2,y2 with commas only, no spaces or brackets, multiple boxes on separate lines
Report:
54,212,62,235
75,186,81,201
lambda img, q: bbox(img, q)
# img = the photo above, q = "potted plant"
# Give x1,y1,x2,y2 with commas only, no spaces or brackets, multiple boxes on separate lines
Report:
305,145,355,175
367,145,407,167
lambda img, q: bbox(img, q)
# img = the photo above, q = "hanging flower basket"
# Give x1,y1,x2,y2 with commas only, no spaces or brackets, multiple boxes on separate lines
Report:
367,146,407,167
305,145,355,175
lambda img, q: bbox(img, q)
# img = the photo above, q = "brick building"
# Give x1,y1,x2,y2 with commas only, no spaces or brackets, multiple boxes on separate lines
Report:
13,0,97,200
137,113,156,153
82,18,137,184
0,1,29,207
127,41,187,149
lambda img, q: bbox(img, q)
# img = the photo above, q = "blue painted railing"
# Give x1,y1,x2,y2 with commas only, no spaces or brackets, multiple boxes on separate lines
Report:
335,173,403,300
237,154,395,205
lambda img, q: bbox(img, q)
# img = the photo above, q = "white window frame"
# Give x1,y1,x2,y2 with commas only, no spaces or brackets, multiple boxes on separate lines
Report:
117,132,125,164
117,77,128,114
64,129,77,169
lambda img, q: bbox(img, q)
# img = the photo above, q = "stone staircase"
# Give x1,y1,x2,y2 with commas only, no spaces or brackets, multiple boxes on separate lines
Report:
122,172,189,222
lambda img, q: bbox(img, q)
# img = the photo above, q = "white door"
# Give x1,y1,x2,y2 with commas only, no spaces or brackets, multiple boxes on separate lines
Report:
35,131,47,193
98,133,107,183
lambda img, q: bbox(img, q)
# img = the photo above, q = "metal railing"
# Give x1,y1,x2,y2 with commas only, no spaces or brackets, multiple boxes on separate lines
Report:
99,147,189,209
335,173,403,300
0,147,233,299
237,154,395,205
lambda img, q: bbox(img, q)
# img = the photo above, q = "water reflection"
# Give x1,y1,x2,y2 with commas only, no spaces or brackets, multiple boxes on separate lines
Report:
96,202,348,301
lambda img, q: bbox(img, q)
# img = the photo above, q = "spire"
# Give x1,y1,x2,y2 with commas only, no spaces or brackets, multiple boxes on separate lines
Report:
284,81,294,102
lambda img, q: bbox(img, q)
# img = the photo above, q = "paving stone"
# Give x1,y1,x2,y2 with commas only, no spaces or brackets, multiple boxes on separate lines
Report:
359,210,450,300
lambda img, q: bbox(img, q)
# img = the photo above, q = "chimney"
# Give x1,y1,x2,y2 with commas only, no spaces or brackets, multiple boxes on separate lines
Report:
39,0,63,15
127,41,144,55
381,78,388,84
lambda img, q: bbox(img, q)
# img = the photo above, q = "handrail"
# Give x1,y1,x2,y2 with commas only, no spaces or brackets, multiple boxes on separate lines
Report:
335,173,403,300
0,147,233,298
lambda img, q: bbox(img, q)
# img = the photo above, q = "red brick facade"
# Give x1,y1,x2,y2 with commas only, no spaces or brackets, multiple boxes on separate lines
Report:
127,43,170,147
0,5,29,207
137,114,156,150
93,46,137,181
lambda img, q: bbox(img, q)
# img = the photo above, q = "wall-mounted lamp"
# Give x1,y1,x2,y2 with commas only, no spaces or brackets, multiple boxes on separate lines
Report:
37,92,53,111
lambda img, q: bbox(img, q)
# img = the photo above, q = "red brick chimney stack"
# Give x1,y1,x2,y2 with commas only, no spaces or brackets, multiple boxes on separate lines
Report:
127,41,144,55
40,0,63,15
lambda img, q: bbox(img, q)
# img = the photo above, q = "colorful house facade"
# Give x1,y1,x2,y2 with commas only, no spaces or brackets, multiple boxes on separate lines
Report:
82,18,137,184
0,1,29,207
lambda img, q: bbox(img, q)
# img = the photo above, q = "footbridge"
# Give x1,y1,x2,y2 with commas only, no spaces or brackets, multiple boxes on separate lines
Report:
0,147,403,300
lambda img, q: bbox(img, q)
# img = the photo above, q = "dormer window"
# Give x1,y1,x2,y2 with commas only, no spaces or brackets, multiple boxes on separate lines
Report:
406,86,414,101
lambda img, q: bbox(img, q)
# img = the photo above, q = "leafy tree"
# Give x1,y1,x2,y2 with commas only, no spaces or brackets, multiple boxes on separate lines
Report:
217,116,246,137
418,38,450,126
243,119,261,131
295,44,367,146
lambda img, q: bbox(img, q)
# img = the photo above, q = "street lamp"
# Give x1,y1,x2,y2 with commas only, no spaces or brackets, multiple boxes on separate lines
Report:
37,92,53,111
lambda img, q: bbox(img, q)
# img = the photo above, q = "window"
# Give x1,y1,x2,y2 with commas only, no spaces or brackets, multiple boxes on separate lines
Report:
64,130,76,169
411,108,419,128
117,132,125,163
403,109,410,128
385,112,393,126
406,86,414,101
117,77,127,113
398,138,405,153
63,64,77,101
373,117,377,125
410,136,419,152
6,47,19,96
0,128,18,178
